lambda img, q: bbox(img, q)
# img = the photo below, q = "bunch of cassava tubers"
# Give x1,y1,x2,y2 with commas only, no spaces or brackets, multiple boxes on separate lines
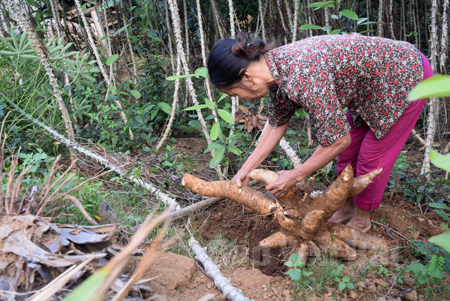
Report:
182,165,395,262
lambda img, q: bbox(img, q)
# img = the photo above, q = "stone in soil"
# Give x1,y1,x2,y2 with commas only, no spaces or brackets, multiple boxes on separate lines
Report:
143,252,195,290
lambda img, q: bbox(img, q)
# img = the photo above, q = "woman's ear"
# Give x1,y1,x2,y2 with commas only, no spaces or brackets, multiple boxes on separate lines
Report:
243,70,255,82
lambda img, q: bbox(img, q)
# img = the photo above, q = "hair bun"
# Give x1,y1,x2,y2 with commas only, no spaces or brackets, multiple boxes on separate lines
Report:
231,33,249,56
231,33,269,60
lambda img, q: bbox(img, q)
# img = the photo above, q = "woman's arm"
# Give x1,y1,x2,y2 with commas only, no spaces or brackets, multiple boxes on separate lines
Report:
234,122,289,187
266,132,351,197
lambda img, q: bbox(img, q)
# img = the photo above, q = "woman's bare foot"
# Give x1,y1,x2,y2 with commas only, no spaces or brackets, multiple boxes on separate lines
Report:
328,198,356,224
346,207,371,233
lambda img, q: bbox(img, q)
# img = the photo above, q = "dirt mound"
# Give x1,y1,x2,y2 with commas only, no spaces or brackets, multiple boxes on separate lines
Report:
143,252,195,290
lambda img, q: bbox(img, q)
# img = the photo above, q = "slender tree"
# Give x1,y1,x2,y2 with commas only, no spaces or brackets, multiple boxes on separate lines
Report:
195,0,217,122
378,0,384,37
156,54,181,152
119,0,138,84
366,0,372,35
6,0,76,160
228,0,238,126
276,0,289,43
167,0,215,157
439,0,449,74
258,0,267,41
389,0,396,39
422,0,439,175
74,0,131,136
292,0,299,41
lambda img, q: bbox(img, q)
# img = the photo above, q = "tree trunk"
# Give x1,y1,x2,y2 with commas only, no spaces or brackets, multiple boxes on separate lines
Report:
48,0,63,39
210,0,225,39
440,0,449,74
156,54,181,152
412,0,419,47
276,0,289,44
164,0,176,71
7,0,76,160
415,0,421,50
74,0,131,137
421,0,439,175
292,0,299,42
389,0,395,39
119,0,138,85
228,0,238,131
167,0,221,174
183,0,190,60
366,0,372,35
196,0,214,107
258,0,267,41
378,0,384,37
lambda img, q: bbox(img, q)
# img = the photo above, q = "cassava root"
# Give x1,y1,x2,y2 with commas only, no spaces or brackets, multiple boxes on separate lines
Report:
182,164,392,261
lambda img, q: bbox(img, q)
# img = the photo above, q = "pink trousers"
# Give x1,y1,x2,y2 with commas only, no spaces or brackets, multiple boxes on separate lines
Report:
336,51,433,211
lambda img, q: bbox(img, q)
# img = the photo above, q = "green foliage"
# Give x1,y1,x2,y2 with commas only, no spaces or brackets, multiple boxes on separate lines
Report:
63,266,110,301
408,75,450,101
430,150,450,172
429,232,450,254
178,68,241,168
300,1,384,34
387,154,450,208
408,240,450,296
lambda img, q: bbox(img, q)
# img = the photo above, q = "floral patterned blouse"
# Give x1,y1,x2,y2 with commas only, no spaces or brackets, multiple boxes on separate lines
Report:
265,33,423,146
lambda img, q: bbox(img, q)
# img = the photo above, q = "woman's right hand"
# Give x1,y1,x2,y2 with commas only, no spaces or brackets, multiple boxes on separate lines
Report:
233,169,251,188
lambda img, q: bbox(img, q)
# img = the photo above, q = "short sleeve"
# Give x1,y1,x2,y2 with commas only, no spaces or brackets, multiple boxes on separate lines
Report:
267,85,297,127
284,70,350,146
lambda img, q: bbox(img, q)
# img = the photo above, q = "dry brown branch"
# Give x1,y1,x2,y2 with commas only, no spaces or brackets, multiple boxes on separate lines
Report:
61,195,99,225
5,155,18,214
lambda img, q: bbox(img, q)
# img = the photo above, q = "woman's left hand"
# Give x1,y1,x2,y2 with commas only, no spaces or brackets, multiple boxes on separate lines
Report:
266,170,300,198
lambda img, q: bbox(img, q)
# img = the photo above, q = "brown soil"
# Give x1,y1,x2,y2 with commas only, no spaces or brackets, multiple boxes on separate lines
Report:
194,200,290,276
371,194,446,240
147,267,291,301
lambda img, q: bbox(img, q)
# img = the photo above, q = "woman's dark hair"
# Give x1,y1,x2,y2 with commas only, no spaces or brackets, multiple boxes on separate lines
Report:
207,33,272,89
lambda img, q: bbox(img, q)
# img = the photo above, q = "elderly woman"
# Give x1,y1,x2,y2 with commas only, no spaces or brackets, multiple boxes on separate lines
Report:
207,33,432,232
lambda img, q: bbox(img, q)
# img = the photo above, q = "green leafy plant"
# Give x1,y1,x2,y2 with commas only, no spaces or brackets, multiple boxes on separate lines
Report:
285,253,314,289
408,75,450,101
337,275,355,291
168,67,240,168
300,0,383,35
